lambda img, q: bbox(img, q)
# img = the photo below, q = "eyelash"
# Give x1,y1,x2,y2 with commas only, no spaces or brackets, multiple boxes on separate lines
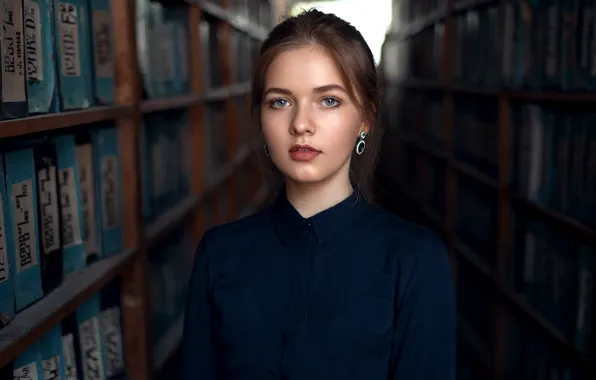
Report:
267,97,342,109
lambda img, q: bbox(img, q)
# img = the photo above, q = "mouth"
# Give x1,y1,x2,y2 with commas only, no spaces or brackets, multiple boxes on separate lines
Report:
289,144,320,153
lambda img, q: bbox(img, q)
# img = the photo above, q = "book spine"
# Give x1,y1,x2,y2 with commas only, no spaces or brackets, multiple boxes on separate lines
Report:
99,279,125,379
34,141,63,294
5,147,42,311
61,311,83,380
76,293,106,380
0,154,14,328
12,340,43,379
92,125,123,257
24,0,61,114
89,0,114,104
39,324,66,380
1,0,29,119
54,0,92,110
75,132,101,264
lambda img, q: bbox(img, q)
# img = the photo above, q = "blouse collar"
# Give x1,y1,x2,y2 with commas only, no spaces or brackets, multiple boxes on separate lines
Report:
271,186,367,244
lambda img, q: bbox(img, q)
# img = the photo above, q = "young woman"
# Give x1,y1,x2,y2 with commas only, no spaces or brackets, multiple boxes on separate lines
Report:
179,9,455,380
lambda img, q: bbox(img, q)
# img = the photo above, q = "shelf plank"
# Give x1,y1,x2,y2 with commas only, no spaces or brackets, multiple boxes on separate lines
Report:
146,195,201,248
0,248,137,367
0,105,133,140
141,94,201,114
454,241,595,375
193,1,268,40
152,314,184,372
203,82,251,103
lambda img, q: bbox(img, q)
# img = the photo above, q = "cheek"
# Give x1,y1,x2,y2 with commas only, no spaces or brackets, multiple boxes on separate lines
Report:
260,112,287,152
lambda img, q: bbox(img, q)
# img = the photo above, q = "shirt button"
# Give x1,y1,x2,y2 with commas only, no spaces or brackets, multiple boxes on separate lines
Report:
306,220,312,227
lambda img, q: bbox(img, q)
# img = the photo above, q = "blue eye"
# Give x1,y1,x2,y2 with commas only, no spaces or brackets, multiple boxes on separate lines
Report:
270,99,290,108
322,97,340,107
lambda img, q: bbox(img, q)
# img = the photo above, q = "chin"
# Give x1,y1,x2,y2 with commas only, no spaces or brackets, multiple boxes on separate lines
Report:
280,165,329,184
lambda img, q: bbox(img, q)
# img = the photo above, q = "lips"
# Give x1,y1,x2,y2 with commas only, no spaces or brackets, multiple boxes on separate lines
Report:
288,144,321,162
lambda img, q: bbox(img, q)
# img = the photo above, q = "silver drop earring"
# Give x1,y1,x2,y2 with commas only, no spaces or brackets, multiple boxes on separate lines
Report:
355,131,367,155
264,144,270,156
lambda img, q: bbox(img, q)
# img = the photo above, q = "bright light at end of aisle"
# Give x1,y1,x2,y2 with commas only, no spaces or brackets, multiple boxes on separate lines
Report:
289,0,393,65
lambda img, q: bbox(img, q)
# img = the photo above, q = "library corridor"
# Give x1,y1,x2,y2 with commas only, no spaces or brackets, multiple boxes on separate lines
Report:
0,0,594,380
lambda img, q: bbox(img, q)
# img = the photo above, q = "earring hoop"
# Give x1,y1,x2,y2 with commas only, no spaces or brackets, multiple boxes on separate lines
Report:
264,144,270,156
355,131,366,155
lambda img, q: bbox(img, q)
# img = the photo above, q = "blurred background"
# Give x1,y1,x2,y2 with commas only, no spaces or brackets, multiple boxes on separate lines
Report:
0,0,593,379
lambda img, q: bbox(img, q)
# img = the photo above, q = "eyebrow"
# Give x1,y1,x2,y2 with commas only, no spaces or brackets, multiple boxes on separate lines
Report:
264,84,347,96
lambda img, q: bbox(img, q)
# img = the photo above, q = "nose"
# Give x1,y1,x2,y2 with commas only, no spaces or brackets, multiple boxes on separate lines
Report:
289,103,314,135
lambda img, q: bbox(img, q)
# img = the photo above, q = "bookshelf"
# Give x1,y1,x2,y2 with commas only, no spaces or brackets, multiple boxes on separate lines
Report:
380,0,596,379
0,0,279,379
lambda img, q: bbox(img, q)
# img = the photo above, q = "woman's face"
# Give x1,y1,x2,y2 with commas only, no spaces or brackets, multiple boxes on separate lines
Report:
260,45,368,186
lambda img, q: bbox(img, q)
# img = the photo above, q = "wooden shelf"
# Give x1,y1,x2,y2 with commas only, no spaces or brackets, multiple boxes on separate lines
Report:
152,314,184,372
0,105,133,139
204,82,251,103
141,94,201,114
193,0,268,40
0,248,137,368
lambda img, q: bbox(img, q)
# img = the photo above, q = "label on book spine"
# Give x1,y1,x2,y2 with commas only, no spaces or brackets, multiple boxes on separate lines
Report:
100,306,124,376
59,167,82,249
62,333,78,380
101,156,119,230
0,194,8,283
13,180,37,273
58,2,80,77
38,166,60,253
79,317,104,380
13,361,40,380
92,10,113,79
76,145,98,256
23,0,42,82
2,0,26,102
42,354,61,380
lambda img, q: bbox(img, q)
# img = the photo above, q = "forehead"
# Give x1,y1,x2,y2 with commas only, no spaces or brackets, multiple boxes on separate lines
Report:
264,45,346,91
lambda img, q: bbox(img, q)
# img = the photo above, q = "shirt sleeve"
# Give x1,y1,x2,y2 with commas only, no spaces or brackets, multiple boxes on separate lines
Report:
390,231,456,380
178,228,222,379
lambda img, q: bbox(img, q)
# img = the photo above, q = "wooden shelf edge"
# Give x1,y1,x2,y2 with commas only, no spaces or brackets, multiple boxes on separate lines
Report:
454,241,594,373
203,82,251,103
141,94,201,114
146,194,201,248
152,313,184,373
194,1,268,40
0,248,137,367
0,105,133,140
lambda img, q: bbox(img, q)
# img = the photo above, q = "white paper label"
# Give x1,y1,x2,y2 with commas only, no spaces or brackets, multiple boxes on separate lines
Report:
79,317,105,380
0,193,8,283
92,10,113,78
101,156,119,230
42,354,61,380
13,180,37,272
62,333,78,380
23,0,43,81
100,306,124,376
58,2,80,77
13,361,39,380
76,144,99,257
59,167,82,249
2,0,26,102
38,166,61,253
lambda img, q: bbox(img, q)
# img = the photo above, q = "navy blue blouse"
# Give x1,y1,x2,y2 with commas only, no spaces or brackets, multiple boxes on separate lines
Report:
178,189,456,380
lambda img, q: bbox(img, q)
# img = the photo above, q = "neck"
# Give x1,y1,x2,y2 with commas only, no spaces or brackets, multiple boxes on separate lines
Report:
285,175,353,219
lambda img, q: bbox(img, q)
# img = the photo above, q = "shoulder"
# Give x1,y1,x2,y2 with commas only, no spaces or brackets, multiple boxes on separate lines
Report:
363,204,451,272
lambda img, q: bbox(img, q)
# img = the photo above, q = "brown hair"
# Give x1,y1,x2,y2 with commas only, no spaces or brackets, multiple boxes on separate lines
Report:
250,8,383,201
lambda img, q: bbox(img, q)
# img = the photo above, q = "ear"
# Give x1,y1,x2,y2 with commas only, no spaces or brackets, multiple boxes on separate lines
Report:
359,119,370,136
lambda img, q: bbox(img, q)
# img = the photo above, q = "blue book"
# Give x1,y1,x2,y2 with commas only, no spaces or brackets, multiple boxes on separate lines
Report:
76,294,106,380
61,311,83,379
5,148,43,311
140,118,153,223
12,341,43,379
75,132,101,265
89,0,115,104
54,134,86,276
39,324,66,379
0,155,14,328
163,6,190,96
92,126,123,257
34,140,63,293
1,0,29,119
24,0,61,114
100,279,125,379
54,0,93,110
560,0,579,90
542,0,562,89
